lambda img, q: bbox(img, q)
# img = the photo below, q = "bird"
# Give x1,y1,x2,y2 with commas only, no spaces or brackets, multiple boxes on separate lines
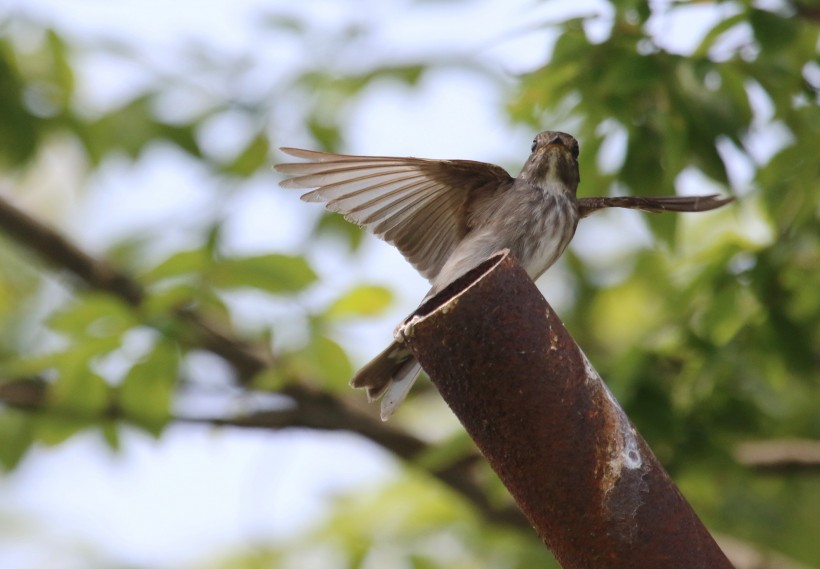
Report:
275,131,733,420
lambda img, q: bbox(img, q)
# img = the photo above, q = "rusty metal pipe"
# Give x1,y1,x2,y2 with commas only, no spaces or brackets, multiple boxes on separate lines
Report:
398,251,733,569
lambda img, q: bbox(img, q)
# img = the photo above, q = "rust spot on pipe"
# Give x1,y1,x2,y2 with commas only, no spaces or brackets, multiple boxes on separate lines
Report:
402,251,733,569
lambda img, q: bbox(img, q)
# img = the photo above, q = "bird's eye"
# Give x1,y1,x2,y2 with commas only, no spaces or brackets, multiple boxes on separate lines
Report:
531,139,537,152
571,143,580,159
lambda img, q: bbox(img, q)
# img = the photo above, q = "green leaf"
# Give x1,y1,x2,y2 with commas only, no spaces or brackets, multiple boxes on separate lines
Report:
408,555,440,569
56,335,125,371
100,421,121,451
156,121,202,158
83,95,202,162
0,47,41,166
306,117,342,151
250,366,288,391
46,30,74,109
694,12,746,57
692,143,729,186
118,339,179,434
413,431,476,471
48,293,137,338
287,335,352,390
621,125,665,194
308,335,352,388
86,95,157,161
141,283,199,317
0,352,62,378
0,411,36,470
223,132,270,176
313,211,365,252
327,285,393,319
1,336,121,408
35,414,99,446
750,8,798,52
49,356,111,407
141,249,211,283
209,254,317,294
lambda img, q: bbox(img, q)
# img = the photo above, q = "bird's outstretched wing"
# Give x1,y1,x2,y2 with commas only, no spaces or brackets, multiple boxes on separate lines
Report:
577,195,733,218
276,148,514,281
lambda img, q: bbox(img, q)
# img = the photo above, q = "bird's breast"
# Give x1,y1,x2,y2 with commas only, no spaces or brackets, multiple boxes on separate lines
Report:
430,191,578,293
514,193,579,280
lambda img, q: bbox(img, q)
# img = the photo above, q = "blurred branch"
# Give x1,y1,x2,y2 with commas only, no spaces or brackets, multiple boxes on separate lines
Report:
0,192,525,529
0,377,333,431
0,373,523,528
792,2,820,23
0,195,814,568
0,377,48,408
2,375,811,569
173,306,276,383
716,535,817,569
0,194,275,380
734,439,820,474
0,196,143,305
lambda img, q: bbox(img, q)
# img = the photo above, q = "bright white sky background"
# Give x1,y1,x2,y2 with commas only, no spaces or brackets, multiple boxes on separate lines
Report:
0,1,765,568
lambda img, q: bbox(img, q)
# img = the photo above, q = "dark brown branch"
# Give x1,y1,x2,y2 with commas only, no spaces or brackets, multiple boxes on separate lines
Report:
0,375,524,527
0,196,272,382
734,439,820,474
0,197,144,305
0,192,523,527
0,377,48,407
792,2,820,23
0,378,810,569
174,307,275,383
716,534,816,569
399,251,733,569
0,195,812,568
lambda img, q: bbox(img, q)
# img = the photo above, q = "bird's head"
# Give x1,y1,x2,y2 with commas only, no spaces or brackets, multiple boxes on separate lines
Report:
519,131,580,194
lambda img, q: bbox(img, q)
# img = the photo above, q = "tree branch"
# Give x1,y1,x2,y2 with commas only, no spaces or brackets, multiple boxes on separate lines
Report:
0,197,144,305
0,193,524,528
0,375,524,528
734,439,820,474
0,194,813,569
1,377,810,569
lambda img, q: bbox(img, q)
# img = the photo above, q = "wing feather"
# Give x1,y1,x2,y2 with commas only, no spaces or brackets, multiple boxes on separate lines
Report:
276,148,513,281
325,174,426,214
577,195,733,218
366,182,441,230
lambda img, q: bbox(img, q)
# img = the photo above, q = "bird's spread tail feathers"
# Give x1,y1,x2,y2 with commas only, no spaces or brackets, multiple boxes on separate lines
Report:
350,342,423,421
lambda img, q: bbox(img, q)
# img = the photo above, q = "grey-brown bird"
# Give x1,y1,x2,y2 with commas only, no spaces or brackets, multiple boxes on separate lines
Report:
275,131,732,420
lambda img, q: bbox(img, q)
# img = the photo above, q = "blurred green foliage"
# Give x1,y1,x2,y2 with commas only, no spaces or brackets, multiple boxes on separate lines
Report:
0,1,818,568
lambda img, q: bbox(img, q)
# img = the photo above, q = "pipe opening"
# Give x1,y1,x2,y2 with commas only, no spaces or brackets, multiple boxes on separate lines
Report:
406,249,509,323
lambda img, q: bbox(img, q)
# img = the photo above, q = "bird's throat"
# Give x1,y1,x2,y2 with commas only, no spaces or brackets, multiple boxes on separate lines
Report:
525,150,578,196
